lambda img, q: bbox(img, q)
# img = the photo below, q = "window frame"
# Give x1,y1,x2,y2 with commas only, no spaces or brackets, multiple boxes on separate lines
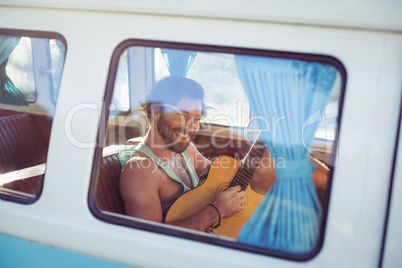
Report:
0,28,67,205
88,38,347,261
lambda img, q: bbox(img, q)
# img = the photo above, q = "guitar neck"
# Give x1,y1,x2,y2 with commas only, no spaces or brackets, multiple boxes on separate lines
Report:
230,140,266,191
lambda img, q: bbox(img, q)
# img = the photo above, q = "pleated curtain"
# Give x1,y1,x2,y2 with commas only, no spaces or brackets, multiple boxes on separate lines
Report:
235,55,336,254
161,48,197,77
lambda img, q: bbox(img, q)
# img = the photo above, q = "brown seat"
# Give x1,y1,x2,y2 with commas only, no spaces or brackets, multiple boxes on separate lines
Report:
95,153,126,214
1,175,44,197
0,113,47,173
0,113,48,198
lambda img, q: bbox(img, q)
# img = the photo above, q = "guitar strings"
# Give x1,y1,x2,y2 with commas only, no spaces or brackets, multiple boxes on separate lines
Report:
231,144,266,189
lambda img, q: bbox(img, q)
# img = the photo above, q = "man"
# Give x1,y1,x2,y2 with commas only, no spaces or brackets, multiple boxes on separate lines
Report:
119,76,246,231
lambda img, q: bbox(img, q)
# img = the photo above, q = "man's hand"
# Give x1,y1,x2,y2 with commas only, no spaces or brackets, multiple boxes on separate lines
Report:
212,185,246,218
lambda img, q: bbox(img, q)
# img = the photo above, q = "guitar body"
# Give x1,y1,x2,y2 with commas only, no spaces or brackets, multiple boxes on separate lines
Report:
164,155,265,239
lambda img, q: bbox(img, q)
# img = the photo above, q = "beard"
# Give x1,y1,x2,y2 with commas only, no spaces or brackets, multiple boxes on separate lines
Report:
156,113,196,153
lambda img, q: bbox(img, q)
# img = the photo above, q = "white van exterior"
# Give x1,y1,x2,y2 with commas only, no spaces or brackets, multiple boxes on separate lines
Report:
0,1,401,267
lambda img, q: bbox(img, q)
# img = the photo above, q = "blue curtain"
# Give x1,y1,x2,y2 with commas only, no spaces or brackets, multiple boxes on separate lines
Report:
236,55,336,254
0,35,28,106
161,48,197,77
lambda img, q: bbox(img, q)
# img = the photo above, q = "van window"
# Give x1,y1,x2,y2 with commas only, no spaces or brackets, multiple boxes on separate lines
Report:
0,31,66,203
90,40,344,259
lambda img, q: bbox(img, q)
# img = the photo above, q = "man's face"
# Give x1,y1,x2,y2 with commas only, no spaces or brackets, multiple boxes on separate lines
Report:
156,96,203,153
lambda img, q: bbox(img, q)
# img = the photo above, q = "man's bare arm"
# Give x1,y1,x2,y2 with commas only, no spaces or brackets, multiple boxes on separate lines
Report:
120,158,246,231
120,158,164,222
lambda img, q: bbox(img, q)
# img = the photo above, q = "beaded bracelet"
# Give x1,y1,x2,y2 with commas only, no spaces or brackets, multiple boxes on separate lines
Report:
208,204,221,229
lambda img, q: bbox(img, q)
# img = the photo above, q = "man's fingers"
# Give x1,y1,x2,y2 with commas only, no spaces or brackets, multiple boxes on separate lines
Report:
238,190,247,198
240,197,247,207
231,185,241,192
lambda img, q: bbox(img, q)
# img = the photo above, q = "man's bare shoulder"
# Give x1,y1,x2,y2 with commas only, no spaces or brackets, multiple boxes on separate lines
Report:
123,154,152,170
120,154,163,186
119,154,164,221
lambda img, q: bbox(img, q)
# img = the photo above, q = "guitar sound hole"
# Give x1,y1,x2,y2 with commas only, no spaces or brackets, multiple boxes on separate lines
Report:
215,182,230,195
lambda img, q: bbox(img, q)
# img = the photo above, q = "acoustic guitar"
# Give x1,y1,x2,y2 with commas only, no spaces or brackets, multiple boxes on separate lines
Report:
164,139,266,238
